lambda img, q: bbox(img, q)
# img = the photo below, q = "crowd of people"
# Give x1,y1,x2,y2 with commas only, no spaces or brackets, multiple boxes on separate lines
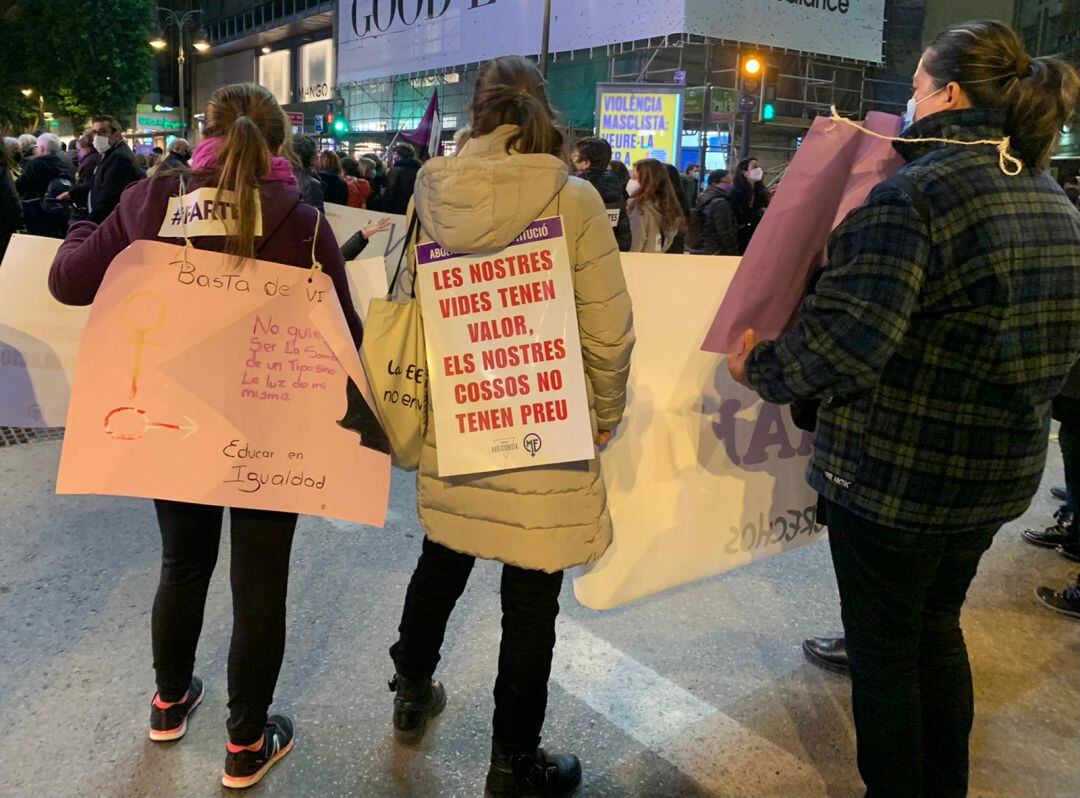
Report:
571,139,773,257
0,121,429,263
3,14,1080,798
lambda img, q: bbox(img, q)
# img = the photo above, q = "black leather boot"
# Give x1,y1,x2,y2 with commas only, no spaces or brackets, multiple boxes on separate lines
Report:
1022,509,1077,548
388,673,446,745
484,741,582,798
802,637,850,676
1058,541,1080,563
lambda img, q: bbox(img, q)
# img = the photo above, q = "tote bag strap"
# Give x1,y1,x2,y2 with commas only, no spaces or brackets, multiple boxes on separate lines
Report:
388,212,422,298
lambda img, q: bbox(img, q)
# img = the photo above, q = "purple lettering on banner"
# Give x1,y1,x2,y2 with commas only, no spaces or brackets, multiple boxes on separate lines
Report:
416,217,564,265
711,398,809,467
742,404,798,465
712,398,744,467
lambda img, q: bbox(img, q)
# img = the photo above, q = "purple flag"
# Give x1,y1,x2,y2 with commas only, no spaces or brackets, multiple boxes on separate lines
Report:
400,89,443,158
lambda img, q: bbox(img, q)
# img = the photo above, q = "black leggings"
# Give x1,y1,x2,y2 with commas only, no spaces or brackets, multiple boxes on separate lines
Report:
391,536,564,749
151,500,297,745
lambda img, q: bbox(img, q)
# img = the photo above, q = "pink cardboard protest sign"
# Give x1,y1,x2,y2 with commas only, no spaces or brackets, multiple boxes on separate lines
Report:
701,112,904,354
56,241,391,527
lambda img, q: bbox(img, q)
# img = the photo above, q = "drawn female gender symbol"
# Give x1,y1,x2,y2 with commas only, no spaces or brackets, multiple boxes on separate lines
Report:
119,291,166,399
101,291,198,442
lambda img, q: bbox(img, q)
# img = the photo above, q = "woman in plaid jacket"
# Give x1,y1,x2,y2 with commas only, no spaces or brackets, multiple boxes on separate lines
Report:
729,20,1080,798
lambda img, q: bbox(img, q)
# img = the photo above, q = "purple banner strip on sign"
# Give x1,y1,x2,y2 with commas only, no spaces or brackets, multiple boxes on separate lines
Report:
416,217,564,265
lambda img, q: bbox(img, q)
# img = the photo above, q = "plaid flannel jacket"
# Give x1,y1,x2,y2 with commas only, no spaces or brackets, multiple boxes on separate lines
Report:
746,108,1080,532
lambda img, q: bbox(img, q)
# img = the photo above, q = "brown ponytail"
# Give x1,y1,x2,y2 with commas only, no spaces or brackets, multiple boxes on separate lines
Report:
471,56,563,156
200,83,289,261
923,20,1079,171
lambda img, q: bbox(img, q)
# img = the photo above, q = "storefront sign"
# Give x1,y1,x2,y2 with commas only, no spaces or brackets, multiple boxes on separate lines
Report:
338,0,886,85
135,104,182,132
299,39,335,102
596,84,683,166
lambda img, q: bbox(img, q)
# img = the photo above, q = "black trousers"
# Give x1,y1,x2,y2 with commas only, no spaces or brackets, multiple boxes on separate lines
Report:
151,499,297,745
1060,419,1080,514
825,499,998,798
391,536,564,749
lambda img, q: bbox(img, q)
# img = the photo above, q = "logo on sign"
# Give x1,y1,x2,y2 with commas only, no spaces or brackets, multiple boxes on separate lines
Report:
351,0,494,38
300,83,331,101
523,433,542,458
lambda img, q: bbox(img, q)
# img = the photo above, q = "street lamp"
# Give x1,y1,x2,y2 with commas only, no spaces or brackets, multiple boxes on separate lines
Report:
149,22,167,49
149,6,205,139
20,88,45,131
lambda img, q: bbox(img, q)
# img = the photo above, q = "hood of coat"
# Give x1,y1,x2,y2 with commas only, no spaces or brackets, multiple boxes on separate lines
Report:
413,125,568,254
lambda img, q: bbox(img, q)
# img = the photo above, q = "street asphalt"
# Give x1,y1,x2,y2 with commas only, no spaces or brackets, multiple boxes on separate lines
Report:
1,437,1077,797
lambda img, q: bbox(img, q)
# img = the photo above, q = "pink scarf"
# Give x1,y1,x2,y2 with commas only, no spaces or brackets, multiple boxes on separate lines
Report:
190,136,298,186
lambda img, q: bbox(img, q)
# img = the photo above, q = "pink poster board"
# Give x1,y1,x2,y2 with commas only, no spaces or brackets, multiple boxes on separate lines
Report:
56,241,391,527
701,112,904,354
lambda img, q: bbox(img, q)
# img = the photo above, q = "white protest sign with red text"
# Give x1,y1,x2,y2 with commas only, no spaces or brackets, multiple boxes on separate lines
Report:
416,217,594,477
56,241,391,527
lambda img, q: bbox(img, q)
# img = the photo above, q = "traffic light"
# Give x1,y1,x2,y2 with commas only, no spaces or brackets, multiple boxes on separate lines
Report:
333,117,347,134
760,65,778,123
738,55,762,115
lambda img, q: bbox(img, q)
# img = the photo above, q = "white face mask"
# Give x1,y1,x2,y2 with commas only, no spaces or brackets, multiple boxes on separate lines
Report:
748,167,764,183
626,178,642,197
904,85,946,127
93,135,111,154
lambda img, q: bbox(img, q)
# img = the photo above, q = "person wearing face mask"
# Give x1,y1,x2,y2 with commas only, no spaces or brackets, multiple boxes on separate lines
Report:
60,115,143,223
727,19,1080,798
151,138,192,174
728,157,769,254
627,158,685,253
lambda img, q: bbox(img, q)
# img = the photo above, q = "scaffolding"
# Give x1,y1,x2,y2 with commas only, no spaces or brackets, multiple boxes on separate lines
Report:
338,31,911,165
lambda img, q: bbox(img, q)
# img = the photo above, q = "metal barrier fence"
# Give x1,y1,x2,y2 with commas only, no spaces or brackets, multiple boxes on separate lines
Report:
0,427,65,447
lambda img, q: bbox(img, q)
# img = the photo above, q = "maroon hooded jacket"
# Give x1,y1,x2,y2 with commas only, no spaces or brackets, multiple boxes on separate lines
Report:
49,175,363,348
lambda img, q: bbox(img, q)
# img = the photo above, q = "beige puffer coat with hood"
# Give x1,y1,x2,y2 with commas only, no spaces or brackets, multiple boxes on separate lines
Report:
405,124,635,573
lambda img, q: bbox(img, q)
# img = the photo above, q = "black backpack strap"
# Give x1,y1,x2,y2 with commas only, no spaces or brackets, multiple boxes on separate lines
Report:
890,173,931,233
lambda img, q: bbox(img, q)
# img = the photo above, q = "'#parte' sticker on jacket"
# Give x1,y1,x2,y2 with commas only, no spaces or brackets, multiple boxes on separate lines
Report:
158,187,264,239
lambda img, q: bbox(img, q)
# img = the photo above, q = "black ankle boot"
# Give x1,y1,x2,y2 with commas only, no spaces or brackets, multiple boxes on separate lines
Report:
1022,509,1077,548
484,741,582,797
388,673,446,745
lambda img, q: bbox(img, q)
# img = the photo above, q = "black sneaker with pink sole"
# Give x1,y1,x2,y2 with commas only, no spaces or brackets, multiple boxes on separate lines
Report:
222,714,295,790
148,677,204,742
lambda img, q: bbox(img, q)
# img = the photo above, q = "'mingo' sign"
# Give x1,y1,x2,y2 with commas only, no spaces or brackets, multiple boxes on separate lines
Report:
350,0,494,38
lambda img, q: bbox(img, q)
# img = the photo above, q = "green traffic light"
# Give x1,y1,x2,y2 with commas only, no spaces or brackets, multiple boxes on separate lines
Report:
333,119,347,133
762,103,776,122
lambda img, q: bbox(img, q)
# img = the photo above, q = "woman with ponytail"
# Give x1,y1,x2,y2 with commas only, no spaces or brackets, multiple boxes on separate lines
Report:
385,55,633,796
727,19,1080,797
49,83,363,790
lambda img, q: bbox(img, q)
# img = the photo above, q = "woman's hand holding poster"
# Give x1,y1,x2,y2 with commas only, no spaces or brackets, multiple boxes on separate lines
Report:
55,241,391,527
415,217,594,476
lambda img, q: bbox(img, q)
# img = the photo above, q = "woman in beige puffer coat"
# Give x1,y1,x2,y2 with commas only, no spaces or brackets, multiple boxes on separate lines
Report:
386,56,634,797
